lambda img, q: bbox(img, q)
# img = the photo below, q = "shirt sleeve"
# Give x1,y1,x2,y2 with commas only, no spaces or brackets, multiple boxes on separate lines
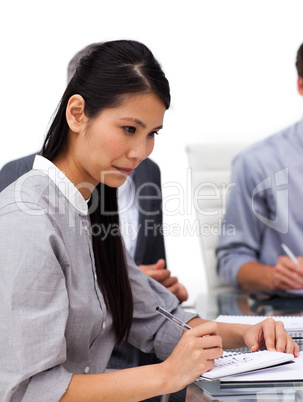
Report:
0,204,72,401
125,251,197,361
216,152,269,287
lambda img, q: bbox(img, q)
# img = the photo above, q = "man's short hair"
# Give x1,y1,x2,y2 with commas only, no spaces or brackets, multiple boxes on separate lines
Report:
67,42,102,82
295,43,303,78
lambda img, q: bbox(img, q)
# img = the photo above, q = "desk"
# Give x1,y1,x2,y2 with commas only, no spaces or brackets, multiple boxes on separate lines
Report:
185,288,303,401
186,382,303,401
193,288,303,321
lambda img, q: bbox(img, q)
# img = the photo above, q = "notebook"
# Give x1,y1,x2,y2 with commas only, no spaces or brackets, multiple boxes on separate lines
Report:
198,350,294,380
215,315,303,338
218,351,303,382
195,352,303,398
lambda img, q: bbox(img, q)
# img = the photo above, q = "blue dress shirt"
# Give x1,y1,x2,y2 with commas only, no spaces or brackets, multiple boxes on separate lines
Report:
216,118,303,287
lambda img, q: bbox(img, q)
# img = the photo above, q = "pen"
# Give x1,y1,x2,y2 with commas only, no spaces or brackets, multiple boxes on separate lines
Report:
156,306,192,331
281,243,299,265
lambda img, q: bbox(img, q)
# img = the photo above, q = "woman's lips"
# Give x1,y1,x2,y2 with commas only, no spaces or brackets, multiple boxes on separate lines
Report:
114,167,133,176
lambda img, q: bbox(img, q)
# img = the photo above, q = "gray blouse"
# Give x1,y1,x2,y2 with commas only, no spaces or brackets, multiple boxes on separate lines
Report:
0,163,196,402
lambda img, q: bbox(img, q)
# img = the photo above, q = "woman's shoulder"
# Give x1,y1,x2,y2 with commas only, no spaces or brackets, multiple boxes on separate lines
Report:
0,170,52,213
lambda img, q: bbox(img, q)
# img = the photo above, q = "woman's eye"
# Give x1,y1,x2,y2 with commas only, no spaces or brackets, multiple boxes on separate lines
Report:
149,131,159,137
124,126,136,134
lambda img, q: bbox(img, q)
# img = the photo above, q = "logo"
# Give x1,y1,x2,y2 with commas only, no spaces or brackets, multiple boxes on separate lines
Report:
252,167,288,234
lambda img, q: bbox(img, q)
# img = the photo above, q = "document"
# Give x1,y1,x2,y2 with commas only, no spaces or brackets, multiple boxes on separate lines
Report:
286,289,303,295
215,315,303,338
219,351,303,382
198,350,294,380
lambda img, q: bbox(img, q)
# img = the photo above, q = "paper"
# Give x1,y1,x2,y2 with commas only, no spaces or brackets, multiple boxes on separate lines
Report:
199,350,294,380
286,289,303,295
220,351,303,382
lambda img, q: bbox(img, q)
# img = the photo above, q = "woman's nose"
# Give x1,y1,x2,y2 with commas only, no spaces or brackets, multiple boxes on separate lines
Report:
127,139,149,161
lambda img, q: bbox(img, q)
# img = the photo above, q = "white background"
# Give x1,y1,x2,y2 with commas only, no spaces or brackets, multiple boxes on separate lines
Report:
1,0,303,305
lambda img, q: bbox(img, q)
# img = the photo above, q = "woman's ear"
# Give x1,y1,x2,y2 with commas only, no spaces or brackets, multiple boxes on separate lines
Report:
66,94,87,133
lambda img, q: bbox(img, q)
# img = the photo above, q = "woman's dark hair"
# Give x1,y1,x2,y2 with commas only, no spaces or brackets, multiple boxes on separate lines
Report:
42,40,171,343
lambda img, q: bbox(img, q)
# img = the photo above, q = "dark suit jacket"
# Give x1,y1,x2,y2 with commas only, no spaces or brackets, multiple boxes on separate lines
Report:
0,153,36,192
132,158,166,266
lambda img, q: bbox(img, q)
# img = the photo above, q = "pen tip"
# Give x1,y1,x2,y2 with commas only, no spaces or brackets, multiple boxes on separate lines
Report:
156,306,159,311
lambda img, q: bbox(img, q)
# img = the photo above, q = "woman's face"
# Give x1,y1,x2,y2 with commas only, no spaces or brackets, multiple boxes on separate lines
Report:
63,92,166,195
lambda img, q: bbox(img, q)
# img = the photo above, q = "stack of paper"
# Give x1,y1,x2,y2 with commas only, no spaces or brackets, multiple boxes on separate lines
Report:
219,351,303,382
198,350,295,380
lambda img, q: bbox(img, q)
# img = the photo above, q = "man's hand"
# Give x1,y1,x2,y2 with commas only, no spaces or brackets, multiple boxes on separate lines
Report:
138,259,188,303
274,256,303,290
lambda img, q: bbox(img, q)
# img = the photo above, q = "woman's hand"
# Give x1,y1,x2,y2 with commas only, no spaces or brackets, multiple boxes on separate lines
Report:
159,322,223,392
242,318,300,357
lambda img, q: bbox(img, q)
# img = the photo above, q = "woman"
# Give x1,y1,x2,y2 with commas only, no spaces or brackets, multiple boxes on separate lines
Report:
0,40,299,401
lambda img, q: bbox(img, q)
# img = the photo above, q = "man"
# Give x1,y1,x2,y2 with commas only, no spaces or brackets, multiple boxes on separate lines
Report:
216,43,303,291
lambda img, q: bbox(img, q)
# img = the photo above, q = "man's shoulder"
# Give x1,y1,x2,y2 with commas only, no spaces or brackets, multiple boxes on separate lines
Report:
1,153,36,179
235,120,301,164
2,153,36,170
137,157,160,171
0,153,37,192
134,158,161,180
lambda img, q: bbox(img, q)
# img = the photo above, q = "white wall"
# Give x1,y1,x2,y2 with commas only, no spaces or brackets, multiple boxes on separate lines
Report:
1,0,303,305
